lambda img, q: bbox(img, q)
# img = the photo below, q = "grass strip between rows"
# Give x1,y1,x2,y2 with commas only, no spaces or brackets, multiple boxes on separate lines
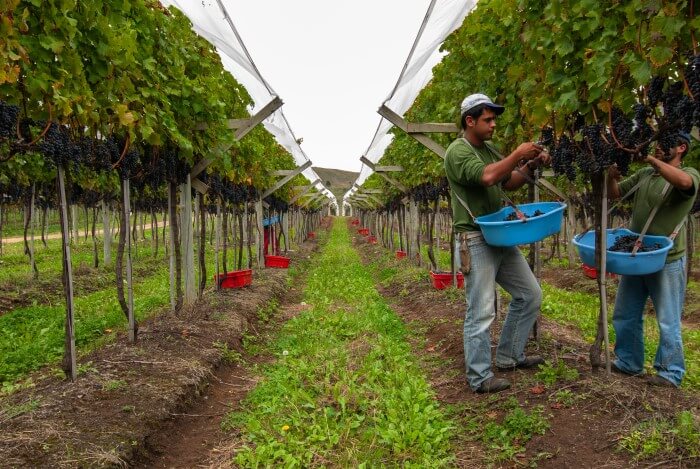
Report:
541,283,700,390
0,264,172,385
223,219,455,467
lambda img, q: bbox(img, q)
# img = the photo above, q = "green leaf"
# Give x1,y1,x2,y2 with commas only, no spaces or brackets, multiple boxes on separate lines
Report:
649,46,674,66
629,60,651,85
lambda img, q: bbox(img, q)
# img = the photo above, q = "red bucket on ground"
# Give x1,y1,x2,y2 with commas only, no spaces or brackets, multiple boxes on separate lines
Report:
430,271,464,290
358,228,370,236
582,264,617,280
214,269,253,289
396,250,407,259
265,255,291,268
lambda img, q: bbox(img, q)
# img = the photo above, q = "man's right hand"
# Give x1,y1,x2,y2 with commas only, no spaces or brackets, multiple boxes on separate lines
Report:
608,164,622,181
515,142,543,160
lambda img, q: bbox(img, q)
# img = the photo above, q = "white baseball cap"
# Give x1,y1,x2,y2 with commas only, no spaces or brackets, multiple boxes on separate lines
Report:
460,93,505,115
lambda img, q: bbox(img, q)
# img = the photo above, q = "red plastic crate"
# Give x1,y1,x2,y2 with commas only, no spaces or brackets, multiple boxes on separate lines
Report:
430,271,464,290
396,250,407,259
214,269,253,289
265,255,291,268
358,228,370,236
582,264,617,280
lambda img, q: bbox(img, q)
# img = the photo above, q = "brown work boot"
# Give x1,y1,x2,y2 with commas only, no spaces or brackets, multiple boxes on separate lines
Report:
475,377,511,394
646,375,678,388
496,356,545,372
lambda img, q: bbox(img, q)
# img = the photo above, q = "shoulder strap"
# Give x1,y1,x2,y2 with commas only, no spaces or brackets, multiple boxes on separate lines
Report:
453,189,477,220
631,181,671,256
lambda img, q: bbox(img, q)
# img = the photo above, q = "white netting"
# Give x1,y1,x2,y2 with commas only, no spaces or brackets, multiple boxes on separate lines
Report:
344,0,476,203
161,0,335,202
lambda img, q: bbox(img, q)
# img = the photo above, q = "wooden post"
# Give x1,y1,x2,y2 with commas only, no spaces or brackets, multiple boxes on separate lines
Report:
599,170,611,374
194,192,200,296
215,200,221,290
29,183,37,279
255,199,264,268
102,199,111,265
58,166,77,381
168,186,176,310
182,175,196,305
71,204,78,244
122,179,136,343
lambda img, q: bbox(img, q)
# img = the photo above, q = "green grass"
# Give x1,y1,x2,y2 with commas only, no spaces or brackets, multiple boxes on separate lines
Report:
222,219,455,467
541,283,700,390
0,228,240,386
0,265,172,383
481,403,550,462
619,410,700,462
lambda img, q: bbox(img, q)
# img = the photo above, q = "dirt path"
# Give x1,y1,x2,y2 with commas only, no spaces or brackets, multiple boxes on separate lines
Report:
138,285,309,469
0,221,169,245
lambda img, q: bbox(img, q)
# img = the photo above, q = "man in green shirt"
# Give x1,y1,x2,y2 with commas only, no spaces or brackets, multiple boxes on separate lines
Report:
444,93,549,393
608,132,699,387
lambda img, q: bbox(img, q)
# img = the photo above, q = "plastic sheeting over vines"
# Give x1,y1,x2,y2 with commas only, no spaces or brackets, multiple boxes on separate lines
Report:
161,0,335,204
344,0,476,201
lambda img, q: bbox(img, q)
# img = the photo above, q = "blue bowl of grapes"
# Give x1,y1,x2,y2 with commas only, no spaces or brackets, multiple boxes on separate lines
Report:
475,202,566,247
572,228,673,275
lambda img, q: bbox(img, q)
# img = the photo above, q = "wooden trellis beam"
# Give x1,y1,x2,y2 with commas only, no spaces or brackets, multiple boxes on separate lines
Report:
302,192,325,208
360,156,408,193
262,160,313,199
192,97,285,194
378,104,457,159
289,178,321,205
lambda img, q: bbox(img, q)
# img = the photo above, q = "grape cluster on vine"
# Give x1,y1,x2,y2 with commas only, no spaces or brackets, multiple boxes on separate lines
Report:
551,54,700,181
0,100,20,139
264,194,288,212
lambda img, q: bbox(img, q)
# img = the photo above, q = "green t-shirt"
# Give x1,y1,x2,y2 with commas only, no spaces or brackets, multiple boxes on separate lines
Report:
444,138,508,233
618,166,700,262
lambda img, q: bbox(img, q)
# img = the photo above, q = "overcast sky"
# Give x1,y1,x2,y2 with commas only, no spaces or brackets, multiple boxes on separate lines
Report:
229,0,432,172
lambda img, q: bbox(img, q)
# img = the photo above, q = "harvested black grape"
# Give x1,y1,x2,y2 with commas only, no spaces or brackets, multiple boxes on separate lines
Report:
609,234,661,253
504,209,543,221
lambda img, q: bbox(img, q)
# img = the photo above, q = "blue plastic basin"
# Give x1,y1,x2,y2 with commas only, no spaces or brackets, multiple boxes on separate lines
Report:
572,228,673,275
475,202,566,247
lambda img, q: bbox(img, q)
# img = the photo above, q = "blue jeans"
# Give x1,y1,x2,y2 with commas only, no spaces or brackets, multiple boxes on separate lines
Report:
612,257,686,386
459,237,542,390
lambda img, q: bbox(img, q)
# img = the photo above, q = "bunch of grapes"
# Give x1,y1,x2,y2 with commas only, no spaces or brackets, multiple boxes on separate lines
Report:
381,195,402,213
0,100,20,139
117,147,141,180
410,182,441,203
39,123,73,167
551,134,577,181
264,194,288,212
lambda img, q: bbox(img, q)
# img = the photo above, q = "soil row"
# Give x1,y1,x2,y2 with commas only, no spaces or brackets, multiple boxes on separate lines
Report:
0,235,322,468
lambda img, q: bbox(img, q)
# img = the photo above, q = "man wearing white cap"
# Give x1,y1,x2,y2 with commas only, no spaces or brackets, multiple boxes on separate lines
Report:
607,132,699,388
445,93,549,393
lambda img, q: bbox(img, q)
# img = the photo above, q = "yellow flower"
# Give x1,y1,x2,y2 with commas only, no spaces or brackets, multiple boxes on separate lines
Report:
282,425,290,431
